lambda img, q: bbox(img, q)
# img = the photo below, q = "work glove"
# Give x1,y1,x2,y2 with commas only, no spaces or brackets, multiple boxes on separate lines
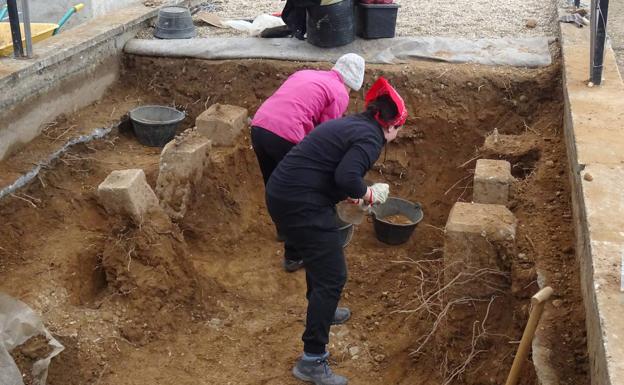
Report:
346,183,389,207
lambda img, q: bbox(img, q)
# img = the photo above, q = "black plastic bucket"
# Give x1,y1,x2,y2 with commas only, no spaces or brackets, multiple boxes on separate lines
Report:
307,0,355,48
371,197,423,245
129,105,185,147
154,6,196,39
356,3,400,39
336,215,355,248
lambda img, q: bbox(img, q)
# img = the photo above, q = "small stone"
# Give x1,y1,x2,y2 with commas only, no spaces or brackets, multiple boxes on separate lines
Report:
519,95,528,102
518,253,527,260
545,160,555,167
584,173,593,181
552,299,563,308
526,19,537,28
349,346,360,357
374,354,386,362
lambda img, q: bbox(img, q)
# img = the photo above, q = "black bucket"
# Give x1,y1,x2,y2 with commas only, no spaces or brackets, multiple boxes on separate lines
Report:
336,215,355,248
154,6,196,39
129,105,185,147
307,0,355,48
371,197,424,245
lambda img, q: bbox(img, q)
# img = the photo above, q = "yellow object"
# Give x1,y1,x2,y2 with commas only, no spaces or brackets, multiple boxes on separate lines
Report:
0,23,58,56
73,3,85,12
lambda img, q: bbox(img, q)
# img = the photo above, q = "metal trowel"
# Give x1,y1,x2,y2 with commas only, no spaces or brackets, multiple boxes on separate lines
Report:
337,201,369,225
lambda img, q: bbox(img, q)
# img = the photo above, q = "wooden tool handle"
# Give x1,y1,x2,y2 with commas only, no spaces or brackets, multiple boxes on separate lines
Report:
505,286,554,385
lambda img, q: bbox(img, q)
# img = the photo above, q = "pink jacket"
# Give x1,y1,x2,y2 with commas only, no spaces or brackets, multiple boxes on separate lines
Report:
251,69,349,144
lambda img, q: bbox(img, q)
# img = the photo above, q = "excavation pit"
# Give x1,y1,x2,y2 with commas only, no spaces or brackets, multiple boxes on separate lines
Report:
0,57,588,385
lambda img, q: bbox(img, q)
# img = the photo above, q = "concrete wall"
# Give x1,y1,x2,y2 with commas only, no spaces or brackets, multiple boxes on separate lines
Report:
559,7,624,385
19,0,143,30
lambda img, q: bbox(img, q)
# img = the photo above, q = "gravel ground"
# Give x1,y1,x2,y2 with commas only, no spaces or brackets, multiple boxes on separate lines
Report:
137,0,560,39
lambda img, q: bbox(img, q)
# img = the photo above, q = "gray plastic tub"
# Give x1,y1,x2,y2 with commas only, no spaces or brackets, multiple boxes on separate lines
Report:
129,105,185,147
154,6,196,39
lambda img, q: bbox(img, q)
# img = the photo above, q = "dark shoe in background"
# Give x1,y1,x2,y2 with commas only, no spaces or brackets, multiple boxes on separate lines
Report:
293,355,348,385
261,25,292,38
284,258,304,272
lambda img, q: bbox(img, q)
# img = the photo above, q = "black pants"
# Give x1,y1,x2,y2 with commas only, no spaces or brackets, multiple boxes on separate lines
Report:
282,0,321,37
266,196,347,354
251,126,295,185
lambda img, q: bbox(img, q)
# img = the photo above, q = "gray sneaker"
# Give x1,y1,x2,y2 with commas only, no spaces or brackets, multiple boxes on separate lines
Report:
331,307,351,325
292,355,348,385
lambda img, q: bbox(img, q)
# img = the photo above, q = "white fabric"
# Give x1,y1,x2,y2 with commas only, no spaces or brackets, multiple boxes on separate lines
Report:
332,53,365,91
366,183,390,205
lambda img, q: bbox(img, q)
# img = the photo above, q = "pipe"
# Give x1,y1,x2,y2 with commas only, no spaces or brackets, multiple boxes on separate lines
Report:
20,0,32,58
590,0,610,85
6,0,23,58
53,3,84,35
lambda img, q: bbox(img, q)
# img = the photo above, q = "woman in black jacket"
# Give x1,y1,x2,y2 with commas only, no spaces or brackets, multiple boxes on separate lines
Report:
266,77,408,385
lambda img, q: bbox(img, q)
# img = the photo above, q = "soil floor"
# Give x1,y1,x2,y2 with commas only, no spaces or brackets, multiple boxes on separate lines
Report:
0,58,588,385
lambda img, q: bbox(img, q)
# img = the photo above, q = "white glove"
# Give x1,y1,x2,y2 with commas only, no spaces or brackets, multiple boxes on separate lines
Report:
363,183,389,205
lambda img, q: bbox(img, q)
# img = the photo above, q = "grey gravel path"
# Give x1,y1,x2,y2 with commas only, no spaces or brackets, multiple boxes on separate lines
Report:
187,0,560,38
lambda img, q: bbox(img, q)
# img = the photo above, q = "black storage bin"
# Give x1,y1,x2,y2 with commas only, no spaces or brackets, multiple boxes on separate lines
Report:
356,3,400,39
307,0,355,48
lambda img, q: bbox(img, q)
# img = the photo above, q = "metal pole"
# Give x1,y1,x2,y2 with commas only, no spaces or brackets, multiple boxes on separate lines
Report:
20,0,33,58
590,0,610,85
6,0,23,58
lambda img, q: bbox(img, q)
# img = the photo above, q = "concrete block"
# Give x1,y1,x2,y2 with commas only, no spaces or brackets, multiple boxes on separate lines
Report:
473,159,514,205
156,130,212,220
444,202,517,297
97,169,161,222
196,103,248,146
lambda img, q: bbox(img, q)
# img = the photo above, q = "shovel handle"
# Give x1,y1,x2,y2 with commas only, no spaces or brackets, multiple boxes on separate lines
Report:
505,286,553,385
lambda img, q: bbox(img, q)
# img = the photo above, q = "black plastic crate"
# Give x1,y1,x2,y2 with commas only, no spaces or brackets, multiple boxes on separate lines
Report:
356,3,400,39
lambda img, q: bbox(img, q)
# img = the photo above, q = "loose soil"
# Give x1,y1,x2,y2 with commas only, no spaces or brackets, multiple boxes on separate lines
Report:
10,335,53,385
381,214,414,225
0,57,588,385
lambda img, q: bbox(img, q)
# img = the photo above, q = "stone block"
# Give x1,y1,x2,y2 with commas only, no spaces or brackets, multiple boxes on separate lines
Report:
196,103,248,146
473,159,514,205
97,169,161,222
444,202,517,297
156,129,212,220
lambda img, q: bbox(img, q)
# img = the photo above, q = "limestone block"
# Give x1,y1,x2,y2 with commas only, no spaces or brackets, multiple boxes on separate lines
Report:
473,159,514,205
156,129,212,220
97,169,161,222
196,103,248,146
444,202,517,297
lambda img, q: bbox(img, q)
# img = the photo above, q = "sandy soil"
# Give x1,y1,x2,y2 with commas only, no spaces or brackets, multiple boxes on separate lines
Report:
0,58,587,385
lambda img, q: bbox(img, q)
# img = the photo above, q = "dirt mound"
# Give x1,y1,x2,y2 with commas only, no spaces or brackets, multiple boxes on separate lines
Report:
101,212,208,344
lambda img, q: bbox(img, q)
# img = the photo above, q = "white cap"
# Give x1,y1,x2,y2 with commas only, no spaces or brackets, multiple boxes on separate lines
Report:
332,53,365,91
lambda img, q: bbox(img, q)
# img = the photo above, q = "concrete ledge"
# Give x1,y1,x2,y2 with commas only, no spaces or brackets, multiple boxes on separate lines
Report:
0,1,196,161
560,7,624,385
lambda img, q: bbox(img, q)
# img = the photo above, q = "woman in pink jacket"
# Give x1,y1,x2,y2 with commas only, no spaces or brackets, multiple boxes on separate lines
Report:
251,53,365,272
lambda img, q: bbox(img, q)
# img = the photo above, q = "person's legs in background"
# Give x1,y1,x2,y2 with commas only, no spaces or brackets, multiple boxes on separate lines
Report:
251,126,303,272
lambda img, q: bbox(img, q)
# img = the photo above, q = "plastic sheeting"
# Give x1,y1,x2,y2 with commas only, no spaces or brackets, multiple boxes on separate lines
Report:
0,293,64,385
124,36,552,67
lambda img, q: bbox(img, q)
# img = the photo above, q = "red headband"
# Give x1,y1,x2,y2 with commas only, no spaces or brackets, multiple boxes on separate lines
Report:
364,77,408,128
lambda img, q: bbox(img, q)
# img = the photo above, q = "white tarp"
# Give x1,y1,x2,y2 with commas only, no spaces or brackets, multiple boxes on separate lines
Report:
124,36,553,67
0,293,64,385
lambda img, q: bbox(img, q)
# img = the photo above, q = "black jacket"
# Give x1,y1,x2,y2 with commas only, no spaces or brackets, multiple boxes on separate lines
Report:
267,114,385,207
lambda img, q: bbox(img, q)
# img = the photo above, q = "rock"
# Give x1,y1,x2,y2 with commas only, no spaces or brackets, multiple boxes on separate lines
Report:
526,19,537,28
349,346,360,357
519,95,528,102
472,159,514,206
97,169,163,223
584,173,593,181
374,354,386,363
552,299,563,308
196,104,249,146
545,160,555,167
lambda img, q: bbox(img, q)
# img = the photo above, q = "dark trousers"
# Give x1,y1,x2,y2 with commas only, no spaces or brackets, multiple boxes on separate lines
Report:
251,126,300,261
266,196,347,354
251,126,295,185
